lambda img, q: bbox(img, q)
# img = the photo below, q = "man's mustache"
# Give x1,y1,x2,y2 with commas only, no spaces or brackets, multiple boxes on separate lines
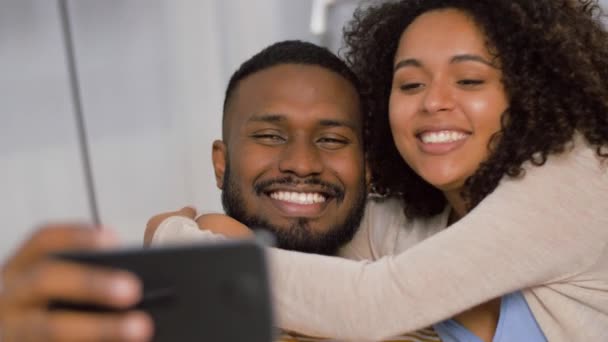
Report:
254,176,344,202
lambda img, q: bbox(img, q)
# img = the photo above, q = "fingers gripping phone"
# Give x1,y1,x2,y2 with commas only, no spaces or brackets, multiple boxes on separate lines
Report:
51,241,275,342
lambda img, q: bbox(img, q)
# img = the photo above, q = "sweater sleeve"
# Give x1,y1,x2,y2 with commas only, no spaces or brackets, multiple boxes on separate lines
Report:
269,141,608,340
152,216,227,245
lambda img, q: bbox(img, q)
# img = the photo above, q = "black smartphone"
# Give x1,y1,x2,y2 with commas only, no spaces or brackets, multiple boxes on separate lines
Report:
51,241,275,342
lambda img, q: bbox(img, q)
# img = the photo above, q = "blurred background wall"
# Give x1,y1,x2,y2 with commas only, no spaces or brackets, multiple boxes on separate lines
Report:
0,0,361,259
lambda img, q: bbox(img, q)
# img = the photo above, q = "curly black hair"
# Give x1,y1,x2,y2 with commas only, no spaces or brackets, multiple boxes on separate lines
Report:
342,0,608,218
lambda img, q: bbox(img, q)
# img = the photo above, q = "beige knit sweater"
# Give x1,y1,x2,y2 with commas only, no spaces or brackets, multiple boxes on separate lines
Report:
153,137,608,341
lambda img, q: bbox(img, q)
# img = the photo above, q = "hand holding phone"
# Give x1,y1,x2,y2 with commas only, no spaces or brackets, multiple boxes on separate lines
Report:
0,225,152,342
52,240,274,342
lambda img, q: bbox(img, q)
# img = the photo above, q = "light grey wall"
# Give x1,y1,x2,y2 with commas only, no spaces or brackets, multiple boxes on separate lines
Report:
0,0,359,258
66,0,194,244
0,0,91,257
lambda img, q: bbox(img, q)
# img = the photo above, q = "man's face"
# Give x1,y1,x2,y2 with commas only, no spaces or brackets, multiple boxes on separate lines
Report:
213,64,367,255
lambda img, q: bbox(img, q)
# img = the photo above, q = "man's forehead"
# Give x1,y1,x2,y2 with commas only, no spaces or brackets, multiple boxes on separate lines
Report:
245,112,360,130
226,64,362,130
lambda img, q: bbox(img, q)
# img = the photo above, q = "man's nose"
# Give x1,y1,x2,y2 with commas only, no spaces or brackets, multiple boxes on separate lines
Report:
278,139,324,177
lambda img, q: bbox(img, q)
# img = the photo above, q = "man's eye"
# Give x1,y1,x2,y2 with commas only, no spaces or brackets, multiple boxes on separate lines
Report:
317,137,348,150
252,134,285,143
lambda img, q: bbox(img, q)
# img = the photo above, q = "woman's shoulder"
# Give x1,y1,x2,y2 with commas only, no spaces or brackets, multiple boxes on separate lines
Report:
569,134,607,176
523,133,606,175
505,134,607,198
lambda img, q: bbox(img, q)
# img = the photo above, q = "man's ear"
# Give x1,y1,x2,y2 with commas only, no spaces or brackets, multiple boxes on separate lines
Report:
212,140,227,189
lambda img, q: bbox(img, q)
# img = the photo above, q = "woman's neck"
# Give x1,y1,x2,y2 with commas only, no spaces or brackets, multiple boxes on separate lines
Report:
444,189,467,224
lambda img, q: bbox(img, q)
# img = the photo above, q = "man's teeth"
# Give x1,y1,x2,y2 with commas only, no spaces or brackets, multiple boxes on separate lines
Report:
270,191,326,205
420,130,468,144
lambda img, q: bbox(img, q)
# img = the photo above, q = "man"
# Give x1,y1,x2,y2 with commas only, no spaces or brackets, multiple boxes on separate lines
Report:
147,40,368,257
0,41,439,341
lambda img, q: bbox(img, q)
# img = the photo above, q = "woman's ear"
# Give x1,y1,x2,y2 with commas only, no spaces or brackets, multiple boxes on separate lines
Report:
212,140,227,189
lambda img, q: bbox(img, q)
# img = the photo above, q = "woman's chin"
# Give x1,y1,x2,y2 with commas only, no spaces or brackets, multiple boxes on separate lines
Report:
422,176,466,194
413,163,471,191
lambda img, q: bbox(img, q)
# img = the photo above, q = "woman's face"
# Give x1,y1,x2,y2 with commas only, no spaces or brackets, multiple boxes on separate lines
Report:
389,8,508,195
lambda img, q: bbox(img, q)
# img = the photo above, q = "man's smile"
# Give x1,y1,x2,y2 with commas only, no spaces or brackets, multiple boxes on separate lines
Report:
263,188,335,218
269,191,327,205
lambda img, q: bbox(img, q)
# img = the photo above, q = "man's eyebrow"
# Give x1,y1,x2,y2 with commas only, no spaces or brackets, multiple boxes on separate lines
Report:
247,113,286,124
319,118,357,130
248,114,357,130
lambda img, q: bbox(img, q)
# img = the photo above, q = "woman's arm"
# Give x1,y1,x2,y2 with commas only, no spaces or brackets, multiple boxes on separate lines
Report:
153,141,607,339
194,213,255,238
146,210,253,247
267,142,608,339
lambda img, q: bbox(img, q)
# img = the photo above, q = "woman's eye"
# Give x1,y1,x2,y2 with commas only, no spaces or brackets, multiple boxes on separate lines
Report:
458,79,484,86
319,137,345,143
399,83,423,92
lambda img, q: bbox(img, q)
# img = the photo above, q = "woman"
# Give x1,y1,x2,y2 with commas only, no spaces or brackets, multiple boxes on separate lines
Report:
153,0,608,340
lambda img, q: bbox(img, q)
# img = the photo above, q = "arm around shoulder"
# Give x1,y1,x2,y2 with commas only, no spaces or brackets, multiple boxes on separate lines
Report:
267,142,608,340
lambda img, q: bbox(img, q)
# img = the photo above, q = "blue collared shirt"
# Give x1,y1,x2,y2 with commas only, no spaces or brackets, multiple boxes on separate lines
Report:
433,291,547,342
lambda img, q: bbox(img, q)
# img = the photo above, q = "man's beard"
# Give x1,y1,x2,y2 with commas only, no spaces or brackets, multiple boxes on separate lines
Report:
220,163,367,256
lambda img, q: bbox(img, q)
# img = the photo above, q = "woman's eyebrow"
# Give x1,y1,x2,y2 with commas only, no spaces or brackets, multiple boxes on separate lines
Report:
394,54,497,72
394,58,422,72
451,54,497,68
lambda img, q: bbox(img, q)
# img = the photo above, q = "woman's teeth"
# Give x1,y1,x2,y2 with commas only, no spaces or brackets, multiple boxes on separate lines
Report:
270,191,326,205
420,130,469,144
